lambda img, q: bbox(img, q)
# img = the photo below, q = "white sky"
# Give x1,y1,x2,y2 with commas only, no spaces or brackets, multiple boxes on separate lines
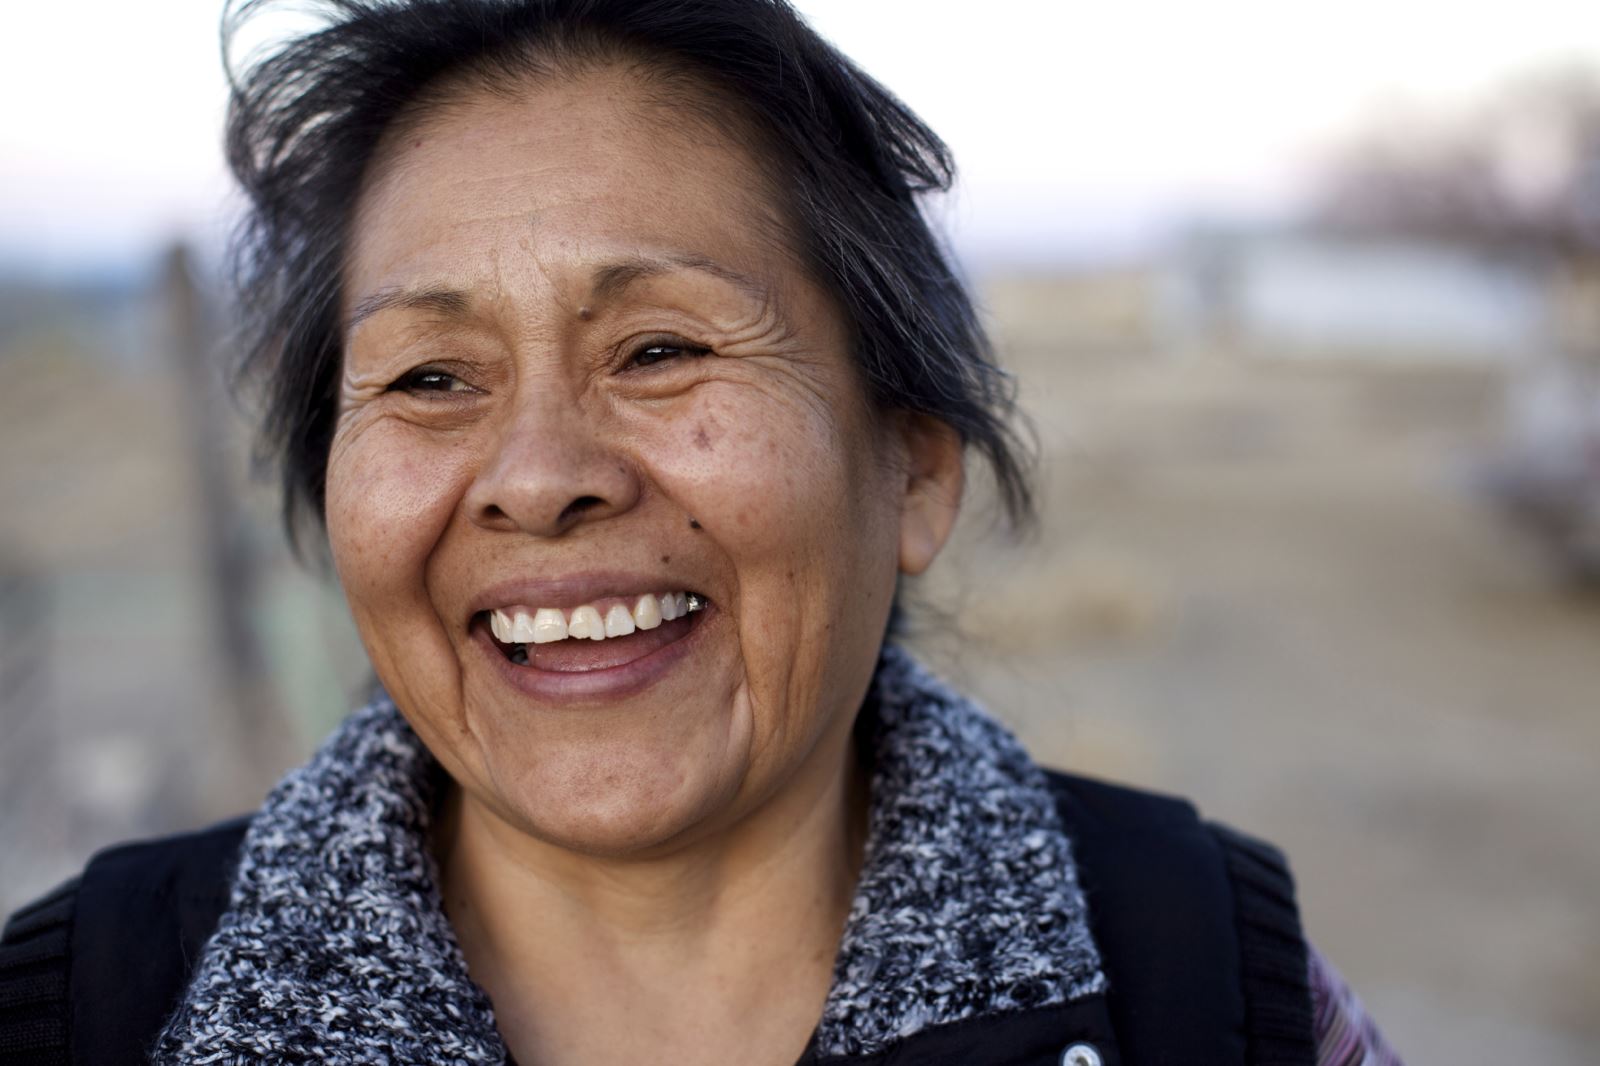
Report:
2,0,1598,272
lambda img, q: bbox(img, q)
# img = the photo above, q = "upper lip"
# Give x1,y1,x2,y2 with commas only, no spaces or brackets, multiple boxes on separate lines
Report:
466,570,705,621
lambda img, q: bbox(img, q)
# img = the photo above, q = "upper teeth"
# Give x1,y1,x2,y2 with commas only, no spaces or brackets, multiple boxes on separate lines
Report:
490,592,701,644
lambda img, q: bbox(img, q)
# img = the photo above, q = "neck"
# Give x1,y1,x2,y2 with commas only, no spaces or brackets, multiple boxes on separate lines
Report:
435,729,869,1066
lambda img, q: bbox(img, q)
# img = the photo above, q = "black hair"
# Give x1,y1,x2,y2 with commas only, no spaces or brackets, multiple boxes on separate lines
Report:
223,0,1034,551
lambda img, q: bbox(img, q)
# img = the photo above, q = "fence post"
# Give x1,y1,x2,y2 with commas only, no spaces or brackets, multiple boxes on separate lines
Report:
163,243,294,791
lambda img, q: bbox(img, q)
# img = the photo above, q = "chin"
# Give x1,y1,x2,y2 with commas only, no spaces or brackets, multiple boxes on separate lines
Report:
477,733,749,859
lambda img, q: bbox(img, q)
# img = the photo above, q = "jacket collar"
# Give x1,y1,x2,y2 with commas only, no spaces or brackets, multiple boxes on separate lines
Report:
155,645,1104,1063
815,646,1105,1056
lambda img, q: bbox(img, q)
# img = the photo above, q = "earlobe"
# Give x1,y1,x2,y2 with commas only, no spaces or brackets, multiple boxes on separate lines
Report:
897,415,965,576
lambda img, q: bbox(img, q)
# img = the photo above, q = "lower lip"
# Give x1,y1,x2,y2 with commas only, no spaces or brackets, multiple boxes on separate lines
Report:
474,607,711,703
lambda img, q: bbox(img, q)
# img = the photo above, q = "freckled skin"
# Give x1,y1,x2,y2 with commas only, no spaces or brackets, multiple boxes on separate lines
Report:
328,66,962,888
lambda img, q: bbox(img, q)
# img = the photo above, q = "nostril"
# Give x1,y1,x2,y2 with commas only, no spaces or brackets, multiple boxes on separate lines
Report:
557,495,606,525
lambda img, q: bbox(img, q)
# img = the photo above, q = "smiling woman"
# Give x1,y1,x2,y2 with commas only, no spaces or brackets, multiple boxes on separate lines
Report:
330,65,936,876
0,2,1401,1065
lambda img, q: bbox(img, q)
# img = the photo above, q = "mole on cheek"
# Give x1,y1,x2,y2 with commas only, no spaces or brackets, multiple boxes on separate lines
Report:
693,426,712,451
689,518,703,531
577,306,593,321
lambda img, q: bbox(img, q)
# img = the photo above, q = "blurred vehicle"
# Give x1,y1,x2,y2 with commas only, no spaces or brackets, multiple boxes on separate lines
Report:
1485,350,1600,583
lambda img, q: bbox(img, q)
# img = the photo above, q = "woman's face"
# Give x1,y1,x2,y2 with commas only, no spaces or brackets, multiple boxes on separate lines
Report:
328,67,961,856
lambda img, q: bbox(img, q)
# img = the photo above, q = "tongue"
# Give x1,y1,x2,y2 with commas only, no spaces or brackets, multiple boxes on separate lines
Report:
526,614,694,672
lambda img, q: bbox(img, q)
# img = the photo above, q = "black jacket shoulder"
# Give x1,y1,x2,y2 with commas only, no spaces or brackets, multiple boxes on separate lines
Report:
1044,770,1315,1066
0,816,249,1065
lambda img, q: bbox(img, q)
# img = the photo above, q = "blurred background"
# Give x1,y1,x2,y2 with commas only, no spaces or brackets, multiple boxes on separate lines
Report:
3,1,1598,1061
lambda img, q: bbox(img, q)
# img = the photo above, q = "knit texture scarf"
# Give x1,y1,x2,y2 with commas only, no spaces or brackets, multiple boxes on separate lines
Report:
153,645,1106,1063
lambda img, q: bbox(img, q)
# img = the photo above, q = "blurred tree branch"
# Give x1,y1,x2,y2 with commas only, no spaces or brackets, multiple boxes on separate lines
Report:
1313,65,1600,259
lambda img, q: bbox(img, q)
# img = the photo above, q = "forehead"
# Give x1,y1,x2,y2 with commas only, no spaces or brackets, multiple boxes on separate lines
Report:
345,66,795,312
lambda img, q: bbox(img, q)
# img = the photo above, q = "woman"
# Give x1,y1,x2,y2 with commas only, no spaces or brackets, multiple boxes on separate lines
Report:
1,1,1400,1063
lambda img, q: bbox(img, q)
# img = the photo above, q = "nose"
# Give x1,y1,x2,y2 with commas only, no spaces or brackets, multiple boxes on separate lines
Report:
464,386,642,537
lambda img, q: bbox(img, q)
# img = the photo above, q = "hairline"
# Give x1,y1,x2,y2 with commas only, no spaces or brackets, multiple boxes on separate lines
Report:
346,49,824,328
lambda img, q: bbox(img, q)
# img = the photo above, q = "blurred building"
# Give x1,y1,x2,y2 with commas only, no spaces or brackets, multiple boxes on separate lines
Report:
1162,230,1557,363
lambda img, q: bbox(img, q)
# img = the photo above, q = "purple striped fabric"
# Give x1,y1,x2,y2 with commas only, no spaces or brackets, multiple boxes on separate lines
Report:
1310,943,1405,1065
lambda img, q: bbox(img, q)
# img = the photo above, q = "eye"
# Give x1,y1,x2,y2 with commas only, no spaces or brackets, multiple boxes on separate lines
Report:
627,338,711,369
387,366,473,393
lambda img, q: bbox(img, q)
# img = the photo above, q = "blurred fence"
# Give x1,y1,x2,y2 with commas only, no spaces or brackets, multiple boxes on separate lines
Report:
0,563,53,881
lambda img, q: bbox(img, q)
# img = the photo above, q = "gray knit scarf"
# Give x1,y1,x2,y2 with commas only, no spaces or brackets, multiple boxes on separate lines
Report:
154,645,1105,1063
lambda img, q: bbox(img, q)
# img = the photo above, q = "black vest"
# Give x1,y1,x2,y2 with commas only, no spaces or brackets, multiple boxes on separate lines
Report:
0,772,1314,1065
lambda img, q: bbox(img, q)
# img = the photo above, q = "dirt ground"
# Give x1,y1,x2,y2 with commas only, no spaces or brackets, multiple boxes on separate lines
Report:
910,288,1600,1064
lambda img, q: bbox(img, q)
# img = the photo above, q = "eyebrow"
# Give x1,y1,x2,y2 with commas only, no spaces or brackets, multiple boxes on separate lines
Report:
589,252,770,304
345,252,771,335
346,286,471,332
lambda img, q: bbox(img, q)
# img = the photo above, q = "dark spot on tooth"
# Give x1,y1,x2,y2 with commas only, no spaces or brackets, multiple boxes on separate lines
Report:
689,518,702,530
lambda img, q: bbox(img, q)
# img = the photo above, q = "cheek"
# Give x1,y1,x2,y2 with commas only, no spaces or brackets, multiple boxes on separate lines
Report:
325,424,476,602
650,388,898,767
659,392,855,539
650,385,900,610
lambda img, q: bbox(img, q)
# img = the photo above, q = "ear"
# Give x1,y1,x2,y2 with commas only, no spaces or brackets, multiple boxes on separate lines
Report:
894,414,965,576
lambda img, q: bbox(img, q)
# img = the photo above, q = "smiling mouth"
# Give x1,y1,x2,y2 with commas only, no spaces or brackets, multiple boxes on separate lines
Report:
478,592,709,674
